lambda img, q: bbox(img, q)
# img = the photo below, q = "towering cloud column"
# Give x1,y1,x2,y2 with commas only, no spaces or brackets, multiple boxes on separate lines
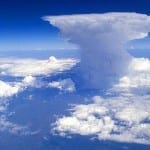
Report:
44,13,150,89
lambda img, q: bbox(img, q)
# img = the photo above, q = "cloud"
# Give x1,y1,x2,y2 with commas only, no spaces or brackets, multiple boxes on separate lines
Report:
52,95,150,144
0,76,37,98
51,55,150,144
0,56,78,135
0,56,77,77
0,76,40,135
0,80,20,98
44,13,150,89
0,56,78,98
0,54,78,136
48,78,76,92
109,57,150,94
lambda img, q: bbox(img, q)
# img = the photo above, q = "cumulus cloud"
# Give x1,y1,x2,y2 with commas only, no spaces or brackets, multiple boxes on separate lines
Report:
0,80,20,98
48,78,76,92
0,56,78,135
109,57,150,94
52,95,150,144
0,56,78,98
0,76,36,98
44,13,150,89
0,56,77,77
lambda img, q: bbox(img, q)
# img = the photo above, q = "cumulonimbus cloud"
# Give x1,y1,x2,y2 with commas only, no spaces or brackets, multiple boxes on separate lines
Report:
44,13,150,89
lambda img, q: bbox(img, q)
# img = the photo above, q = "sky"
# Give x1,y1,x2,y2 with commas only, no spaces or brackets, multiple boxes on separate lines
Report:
1,0,150,51
0,1,150,148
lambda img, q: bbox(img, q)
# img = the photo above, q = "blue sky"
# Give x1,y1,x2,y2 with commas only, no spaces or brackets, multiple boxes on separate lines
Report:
0,0,150,50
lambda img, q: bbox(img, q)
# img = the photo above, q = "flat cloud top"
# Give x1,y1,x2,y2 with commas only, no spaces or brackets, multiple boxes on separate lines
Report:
44,12,150,40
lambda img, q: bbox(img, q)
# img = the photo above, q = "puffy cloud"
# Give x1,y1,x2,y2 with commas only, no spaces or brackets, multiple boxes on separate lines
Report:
22,75,39,87
48,78,76,92
110,57,150,94
0,80,20,98
0,56,77,98
0,76,37,98
44,13,150,89
0,56,77,77
0,56,78,135
0,55,78,135
52,95,150,144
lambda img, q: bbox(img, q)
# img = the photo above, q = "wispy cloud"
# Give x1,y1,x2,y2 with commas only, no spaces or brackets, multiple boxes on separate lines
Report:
49,78,76,92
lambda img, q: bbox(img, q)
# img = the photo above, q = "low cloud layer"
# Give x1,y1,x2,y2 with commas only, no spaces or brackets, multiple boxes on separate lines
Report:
53,95,150,144
0,76,36,98
0,56,78,135
0,56,77,77
52,56,150,144
44,13,150,88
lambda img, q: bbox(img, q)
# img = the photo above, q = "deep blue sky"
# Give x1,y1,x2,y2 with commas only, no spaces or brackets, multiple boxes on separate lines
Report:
0,0,150,51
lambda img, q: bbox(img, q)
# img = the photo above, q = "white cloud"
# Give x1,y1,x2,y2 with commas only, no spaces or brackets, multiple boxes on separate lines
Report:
0,55,78,136
0,80,21,98
0,76,40,135
110,57,150,94
48,78,76,92
0,56,77,77
44,13,150,89
0,56,77,98
0,76,37,98
22,75,38,87
0,56,78,135
53,95,150,144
